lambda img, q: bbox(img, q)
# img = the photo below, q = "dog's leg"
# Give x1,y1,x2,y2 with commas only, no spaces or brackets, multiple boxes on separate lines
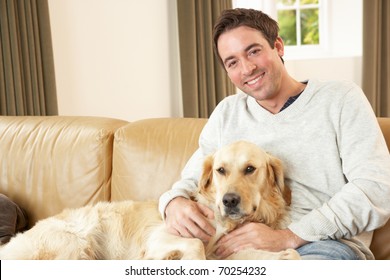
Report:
144,225,206,260
228,248,301,260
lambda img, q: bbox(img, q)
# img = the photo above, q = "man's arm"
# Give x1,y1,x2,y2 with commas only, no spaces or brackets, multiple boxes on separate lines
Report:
289,84,390,242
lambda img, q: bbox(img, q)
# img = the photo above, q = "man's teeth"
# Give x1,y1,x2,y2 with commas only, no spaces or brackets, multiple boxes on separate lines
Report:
247,74,263,85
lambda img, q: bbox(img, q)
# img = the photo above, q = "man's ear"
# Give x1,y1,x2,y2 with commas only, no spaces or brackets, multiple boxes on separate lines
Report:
267,154,291,205
198,155,214,192
275,36,285,57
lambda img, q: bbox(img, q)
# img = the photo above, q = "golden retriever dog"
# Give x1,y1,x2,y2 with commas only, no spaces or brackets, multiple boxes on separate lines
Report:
0,141,300,260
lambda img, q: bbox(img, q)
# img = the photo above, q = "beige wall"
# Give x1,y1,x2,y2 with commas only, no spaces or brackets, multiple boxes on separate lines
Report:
48,0,182,121
285,56,362,86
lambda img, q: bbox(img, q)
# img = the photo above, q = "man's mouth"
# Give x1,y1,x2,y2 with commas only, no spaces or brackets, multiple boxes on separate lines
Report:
245,73,265,86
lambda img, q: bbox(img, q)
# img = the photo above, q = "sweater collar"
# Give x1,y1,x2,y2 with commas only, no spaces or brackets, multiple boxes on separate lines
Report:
247,79,314,121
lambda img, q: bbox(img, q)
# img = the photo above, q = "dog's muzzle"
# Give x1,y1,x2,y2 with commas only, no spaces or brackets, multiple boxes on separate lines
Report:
222,193,242,219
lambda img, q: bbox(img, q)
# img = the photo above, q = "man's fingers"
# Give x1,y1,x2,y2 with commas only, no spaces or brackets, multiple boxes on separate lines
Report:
197,203,214,219
164,197,216,242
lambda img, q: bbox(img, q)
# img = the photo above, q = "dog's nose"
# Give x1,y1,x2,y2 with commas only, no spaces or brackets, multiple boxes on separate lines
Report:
222,193,241,208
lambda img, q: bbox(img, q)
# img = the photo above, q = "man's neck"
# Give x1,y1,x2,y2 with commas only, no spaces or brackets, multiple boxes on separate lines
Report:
257,79,306,114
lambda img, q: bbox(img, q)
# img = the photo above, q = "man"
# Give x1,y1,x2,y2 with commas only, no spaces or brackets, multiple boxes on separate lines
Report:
158,8,390,259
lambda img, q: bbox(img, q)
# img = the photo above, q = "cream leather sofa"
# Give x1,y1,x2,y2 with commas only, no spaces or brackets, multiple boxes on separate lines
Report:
0,116,389,259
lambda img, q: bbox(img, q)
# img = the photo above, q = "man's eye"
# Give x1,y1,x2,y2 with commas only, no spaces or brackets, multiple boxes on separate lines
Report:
227,61,237,68
217,167,226,175
249,49,260,56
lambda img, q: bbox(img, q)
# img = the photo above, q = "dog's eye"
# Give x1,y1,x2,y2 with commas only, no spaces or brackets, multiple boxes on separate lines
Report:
216,167,226,175
245,166,256,175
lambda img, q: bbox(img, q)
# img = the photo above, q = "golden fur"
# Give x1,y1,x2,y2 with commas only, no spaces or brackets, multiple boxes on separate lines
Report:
0,141,300,260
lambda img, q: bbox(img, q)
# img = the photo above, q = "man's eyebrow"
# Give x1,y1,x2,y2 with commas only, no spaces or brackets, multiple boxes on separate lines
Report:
223,55,236,66
222,43,263,66
245,43,262,52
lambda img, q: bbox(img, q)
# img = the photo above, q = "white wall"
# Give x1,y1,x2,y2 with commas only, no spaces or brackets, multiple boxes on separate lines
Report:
48,0,182,121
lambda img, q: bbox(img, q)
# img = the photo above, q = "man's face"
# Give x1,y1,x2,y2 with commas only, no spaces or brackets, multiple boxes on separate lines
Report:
217,26,285,102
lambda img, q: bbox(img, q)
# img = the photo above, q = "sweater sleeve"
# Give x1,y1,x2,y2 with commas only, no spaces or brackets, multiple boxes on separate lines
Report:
288,84,390,241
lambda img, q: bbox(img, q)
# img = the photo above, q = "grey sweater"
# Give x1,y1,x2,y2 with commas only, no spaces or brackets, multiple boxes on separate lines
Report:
159,79,390,259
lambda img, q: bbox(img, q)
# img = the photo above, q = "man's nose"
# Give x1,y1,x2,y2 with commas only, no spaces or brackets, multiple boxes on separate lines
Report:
242,59,256,75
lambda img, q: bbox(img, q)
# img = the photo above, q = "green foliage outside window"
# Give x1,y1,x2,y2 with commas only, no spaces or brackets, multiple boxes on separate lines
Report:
277,0,320,46
301,8,319,45
278,10,297,45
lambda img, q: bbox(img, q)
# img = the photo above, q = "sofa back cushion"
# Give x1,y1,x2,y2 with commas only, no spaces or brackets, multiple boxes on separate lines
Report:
0,116,127,226
370,118,390,259
111,118,207,201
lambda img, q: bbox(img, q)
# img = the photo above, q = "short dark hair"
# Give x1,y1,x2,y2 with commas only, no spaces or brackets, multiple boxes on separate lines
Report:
213,8,280,63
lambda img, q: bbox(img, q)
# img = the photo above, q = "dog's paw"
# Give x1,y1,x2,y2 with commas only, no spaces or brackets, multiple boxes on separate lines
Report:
280,248,301,260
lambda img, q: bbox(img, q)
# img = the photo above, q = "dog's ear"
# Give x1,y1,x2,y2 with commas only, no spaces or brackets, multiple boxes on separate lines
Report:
267,155,291,205
198,154,214,192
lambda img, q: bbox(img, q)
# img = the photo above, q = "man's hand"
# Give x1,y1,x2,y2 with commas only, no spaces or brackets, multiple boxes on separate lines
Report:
165,197,216,242
215,222,308,258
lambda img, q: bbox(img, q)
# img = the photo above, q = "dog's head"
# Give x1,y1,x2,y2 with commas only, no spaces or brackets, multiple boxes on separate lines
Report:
197,141,290,229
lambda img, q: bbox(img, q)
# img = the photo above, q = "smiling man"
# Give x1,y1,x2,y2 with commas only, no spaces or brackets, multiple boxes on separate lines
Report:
159,8,390,260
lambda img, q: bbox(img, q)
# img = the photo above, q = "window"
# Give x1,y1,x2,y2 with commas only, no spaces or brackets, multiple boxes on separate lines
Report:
276,0,328,60
277,0,321,47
